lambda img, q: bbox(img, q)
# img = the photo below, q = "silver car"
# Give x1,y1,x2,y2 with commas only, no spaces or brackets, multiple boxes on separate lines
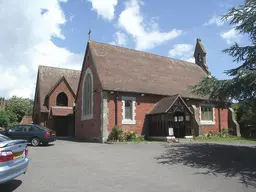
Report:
0,134,29,184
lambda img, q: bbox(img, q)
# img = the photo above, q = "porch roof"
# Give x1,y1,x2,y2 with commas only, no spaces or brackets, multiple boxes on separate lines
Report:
51,106,73,116
147,94,193,115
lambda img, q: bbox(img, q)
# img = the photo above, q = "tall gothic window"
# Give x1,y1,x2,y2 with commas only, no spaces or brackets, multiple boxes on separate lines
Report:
125,100,133,120
82,68,93,120
121,96,136,124
56,92,68,106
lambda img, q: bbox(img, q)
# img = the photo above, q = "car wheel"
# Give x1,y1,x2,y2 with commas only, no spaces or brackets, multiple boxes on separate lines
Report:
31,137,40,146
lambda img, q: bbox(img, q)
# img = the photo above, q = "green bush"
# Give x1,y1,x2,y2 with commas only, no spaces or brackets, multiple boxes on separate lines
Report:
202,128,233,139
108,126,125,142
125,131,137,141
108,127,145,142
125,131,145,142
0,110,9,128
133,135,145,142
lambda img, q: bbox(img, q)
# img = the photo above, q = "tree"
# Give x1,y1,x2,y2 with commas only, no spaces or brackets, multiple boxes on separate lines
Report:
5,96,33,123
0,110,9,128
190,0,256,105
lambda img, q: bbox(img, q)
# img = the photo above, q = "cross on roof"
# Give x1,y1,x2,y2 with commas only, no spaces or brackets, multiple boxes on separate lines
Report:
88,30,91,41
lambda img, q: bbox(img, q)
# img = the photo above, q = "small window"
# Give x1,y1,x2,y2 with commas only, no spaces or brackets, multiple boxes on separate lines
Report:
125,100,132,120
122,96,136,124
201,106,214,121
198,53,202,63
178,116,184,122
56,92,68,106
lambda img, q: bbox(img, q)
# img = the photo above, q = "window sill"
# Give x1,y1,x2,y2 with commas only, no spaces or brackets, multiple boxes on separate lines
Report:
82,114,93,121
200,121,215,125
122,119,136,125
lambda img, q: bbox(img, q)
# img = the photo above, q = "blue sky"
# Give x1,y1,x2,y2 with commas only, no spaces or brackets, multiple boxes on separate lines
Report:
57,0,246,79
0,0,247,98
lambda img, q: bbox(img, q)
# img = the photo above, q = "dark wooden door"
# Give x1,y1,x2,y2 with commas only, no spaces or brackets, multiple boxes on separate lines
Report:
54,117,69,137
172,112,186,138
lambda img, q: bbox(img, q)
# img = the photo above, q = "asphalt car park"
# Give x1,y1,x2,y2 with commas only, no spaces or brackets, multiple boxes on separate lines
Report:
1,140,256,192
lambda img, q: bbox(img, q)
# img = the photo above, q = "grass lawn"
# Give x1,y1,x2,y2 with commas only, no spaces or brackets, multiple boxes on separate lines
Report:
193,136,256,144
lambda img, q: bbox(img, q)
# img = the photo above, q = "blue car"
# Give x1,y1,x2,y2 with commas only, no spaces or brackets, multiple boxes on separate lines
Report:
1,124,57,147
0,134,29,184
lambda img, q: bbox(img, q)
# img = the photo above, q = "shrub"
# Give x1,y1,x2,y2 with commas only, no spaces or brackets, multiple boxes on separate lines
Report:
133,135,145,142
108,126,126,142
108,127,145,142
125,131,137,141
199,128,233,140
0,110,9,128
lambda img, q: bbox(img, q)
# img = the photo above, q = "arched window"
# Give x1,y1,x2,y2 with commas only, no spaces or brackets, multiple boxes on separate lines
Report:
82,68,93,120
197,53,202,63
56,92,68,106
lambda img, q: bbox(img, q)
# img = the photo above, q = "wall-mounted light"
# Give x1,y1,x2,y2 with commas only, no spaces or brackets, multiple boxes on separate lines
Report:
110,91,114,94
141,93,144,96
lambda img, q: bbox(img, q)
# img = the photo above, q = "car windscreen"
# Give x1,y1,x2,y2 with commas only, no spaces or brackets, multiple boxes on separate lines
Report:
0,134,11,142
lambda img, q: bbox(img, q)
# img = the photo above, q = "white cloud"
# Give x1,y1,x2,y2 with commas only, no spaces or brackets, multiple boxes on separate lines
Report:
204,16,224,26
117,0,182,50
88,0,118,21
169,44,193,58
220,28,242,44
0,0,83,99
185,57,195,63
168,44,194,63
111,32,128,46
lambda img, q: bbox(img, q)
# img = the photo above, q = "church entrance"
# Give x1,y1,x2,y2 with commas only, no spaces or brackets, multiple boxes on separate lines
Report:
147,95,193,138
172,112,186,138
54,116,69,137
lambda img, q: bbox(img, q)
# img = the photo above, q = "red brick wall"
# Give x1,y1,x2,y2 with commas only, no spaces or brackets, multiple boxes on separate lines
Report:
107,93,163,135
200,108,228,134
75,51,102,139
49,80,75,108
33,78,76,130
43,80,75,129
107,94,229,136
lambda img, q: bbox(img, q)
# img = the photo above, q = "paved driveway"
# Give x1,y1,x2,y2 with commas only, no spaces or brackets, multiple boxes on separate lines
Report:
1,140,256,192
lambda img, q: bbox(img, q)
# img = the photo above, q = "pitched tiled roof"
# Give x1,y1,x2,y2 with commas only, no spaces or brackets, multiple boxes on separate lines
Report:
38,65,80,112
148,94,193,115
89,40,208,99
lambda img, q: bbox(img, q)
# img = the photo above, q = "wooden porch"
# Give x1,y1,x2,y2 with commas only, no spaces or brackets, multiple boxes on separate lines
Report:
147,94,194,139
